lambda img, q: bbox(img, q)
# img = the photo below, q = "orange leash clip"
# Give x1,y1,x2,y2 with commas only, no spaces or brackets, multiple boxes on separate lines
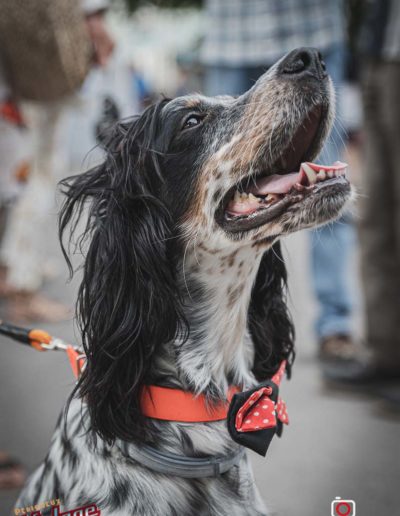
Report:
29,329,86,379
28,328,52,351
66,346,86,379
0,321,85,379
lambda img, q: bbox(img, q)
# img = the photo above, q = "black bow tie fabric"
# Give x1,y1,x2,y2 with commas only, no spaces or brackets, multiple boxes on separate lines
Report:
227,379,288,456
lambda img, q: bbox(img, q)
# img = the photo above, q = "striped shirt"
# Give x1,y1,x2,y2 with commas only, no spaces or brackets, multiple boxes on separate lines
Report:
201,0,345,66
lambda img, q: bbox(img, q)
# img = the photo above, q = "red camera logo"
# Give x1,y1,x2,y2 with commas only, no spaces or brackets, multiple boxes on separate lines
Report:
331,497,356,516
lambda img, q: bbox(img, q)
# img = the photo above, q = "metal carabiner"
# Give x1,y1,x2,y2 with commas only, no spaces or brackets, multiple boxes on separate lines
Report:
40,338,72,352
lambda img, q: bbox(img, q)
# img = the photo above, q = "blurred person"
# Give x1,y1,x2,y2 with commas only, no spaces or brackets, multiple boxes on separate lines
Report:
325,0,400,396
0,0,113,492
0,0,113,322
0,58,30,495
0,96,29,492
0,0,113,493
202,0,357,362
0,94,31,264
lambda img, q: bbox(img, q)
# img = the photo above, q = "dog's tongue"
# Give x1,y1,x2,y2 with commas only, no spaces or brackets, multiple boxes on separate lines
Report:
252,172,300,194
226,161,347,216
249,161,346,195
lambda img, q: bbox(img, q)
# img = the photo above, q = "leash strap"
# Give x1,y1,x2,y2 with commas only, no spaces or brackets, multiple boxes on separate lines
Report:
0,321,85,377
119,441,245,478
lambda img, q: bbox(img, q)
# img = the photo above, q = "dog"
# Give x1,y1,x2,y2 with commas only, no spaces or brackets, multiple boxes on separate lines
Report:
16,48,351,515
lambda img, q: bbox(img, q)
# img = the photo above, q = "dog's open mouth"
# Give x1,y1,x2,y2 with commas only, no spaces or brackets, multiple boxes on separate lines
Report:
228,161,347,215
216,108,350,233
219,162,348,233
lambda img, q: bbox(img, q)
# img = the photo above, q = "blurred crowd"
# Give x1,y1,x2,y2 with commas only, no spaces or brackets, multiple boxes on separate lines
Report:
0,0,399,497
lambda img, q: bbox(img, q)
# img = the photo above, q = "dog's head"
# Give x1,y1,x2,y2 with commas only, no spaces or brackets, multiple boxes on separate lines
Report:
176,49,349,245
60,48,351,443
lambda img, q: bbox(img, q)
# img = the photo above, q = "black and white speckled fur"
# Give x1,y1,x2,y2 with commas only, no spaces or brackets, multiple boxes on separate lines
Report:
16,48,351,515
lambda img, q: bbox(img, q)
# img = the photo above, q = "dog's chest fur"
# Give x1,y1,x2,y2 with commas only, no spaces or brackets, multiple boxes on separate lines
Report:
17,400,267,515
17,243,270,515
152,242,267,395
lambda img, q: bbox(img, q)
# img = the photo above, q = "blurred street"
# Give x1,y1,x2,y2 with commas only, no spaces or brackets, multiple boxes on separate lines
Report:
1,227,399,516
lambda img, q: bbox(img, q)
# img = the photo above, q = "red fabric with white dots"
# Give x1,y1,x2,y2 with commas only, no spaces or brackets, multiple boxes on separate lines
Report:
276,398,289,425
271,360,286,385
235,360,289,433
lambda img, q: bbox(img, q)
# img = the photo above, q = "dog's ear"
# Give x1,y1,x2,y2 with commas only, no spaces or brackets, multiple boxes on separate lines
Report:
59,101,186,443
248,241,295,381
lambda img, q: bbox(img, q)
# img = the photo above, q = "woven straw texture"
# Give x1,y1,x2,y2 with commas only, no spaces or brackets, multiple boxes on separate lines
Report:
0,0,91,101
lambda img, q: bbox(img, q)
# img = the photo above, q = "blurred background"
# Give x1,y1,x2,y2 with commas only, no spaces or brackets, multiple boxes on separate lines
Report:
0,1,399,515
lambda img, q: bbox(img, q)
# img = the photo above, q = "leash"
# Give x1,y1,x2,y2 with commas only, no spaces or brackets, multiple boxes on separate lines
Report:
1,320,290,475
0,320,86,378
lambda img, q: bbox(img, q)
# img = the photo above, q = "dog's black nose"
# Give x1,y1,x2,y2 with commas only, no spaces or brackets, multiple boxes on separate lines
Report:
278,47,327,79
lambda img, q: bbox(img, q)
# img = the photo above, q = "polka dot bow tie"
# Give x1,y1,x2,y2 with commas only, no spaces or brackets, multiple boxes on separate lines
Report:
227,361,289,456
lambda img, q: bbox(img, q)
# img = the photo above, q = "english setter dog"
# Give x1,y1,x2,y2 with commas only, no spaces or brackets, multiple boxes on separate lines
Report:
16,48,351,515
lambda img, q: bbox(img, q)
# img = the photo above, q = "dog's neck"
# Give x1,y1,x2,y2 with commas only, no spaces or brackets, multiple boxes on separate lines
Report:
152,241,267,397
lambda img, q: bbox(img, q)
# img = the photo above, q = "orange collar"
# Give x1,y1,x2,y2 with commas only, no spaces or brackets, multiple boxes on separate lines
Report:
141,385,240,422
140,361,287,423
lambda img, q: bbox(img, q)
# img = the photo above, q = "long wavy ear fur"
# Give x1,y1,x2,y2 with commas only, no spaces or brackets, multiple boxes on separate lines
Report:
249,241,295,380
59,101,186,443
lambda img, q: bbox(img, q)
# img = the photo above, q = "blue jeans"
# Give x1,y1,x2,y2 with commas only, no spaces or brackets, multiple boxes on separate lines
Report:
311,214,355,339
205,45,356,340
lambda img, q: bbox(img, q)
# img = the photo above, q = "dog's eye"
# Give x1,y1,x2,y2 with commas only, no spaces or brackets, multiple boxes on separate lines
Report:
183,114,203,130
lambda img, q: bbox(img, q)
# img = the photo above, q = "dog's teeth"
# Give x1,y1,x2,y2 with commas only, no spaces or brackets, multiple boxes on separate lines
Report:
327,170,334,178
234,191,241,202
248,193,260,203
294,182,305,191
302,163,317,184
317,170,326,181
233,191,260,205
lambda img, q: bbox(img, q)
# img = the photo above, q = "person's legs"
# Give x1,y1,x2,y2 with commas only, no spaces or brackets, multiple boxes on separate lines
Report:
359,61,400,369
0,100,71,322
311,216,356,339
325,60,400,383
310,44,356,354
0,105,32,296
2,101,67,292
